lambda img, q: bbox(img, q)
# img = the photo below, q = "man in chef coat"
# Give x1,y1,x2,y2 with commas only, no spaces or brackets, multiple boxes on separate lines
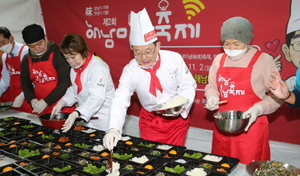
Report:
0,27,32,112
20,24,74,114
104,8,196,150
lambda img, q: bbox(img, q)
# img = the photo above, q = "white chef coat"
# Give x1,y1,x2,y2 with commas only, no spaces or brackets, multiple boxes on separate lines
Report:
0,42,28,97
109,50,197,134
62,55,115,131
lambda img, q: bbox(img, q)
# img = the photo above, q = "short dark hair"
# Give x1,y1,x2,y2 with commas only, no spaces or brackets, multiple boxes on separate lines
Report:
0,27,11,39
286,31,295,47
59,33,89,58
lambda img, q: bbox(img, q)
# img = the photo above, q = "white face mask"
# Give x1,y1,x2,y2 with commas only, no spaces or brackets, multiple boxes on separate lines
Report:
0,43,13,54
224,47,247,61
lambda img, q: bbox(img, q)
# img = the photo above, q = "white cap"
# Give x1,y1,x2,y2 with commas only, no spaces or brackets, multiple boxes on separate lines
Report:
129,8,158,46
286,0,300,34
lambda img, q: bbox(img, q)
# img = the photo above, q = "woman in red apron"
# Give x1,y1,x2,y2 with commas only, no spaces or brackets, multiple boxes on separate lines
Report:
205,17,281,164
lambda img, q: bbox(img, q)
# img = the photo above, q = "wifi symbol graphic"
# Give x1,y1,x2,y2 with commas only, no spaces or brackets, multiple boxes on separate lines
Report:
182,0,205,20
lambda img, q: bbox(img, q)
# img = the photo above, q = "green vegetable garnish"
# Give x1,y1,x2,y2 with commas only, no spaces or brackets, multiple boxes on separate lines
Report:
123,164,135,170
41,134,55,139
138,142,155,147
112,153,133,160
59,153,70,159
3,117,14,121
83,164,106,174
27,142,37,147
0,132,5,136
24,164,36,170
74,143,91,148
149,150,161,156
18,149,40,158
53,165,72,172
183,152,202,159
164,165,186,173
21,124,35,129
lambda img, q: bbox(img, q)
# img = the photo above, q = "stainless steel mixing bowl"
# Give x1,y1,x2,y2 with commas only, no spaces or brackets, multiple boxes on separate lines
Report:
213,110,250,133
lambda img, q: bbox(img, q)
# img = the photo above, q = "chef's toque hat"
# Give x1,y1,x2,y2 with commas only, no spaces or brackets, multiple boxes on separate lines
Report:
129,8,157,46
286,0,300,34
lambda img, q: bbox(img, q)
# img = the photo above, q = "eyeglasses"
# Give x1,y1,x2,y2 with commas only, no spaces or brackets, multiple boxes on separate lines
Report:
290,41,300,52
133,47,156,58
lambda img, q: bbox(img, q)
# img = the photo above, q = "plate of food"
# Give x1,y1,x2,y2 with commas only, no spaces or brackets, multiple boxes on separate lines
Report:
246,160,300,176
151,96,188,116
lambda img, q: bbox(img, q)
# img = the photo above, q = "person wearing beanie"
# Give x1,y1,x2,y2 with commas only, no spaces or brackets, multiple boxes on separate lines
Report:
103,8,196,150
0,27,32,113
204,17,281,164
20,24,74,114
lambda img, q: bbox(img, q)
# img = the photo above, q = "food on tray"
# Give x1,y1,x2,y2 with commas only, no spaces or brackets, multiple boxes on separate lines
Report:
44,142,56,147
18,162,28,166
169,150,177,155
199,163,213,169
90,155,101,160
137,170,145,174
10,127,18,131
40,172,54,176
130,155,149,164
175,159,187,164
41,134,55,139
155,172,167,176
92,144,105,151
27,142,37,147
9,144,17,148
164,154,171,158
41,148,52,152
18,149,40,158
0,132,5,136
2,166,13,172
59,153,70,159
156,144,172,150
216,168,227,173
79,152,91,157
81,128,96,133
164,165,186,174
61,147,73,152
186,168,207,176
74,125,85,131
58,136,70,142
144,164,154,169
202,154,223,162
254,160,300,176
125,141,133,145
89,133,96,137
3,117,14,121
138,142,155,147
183,152,202,159
77,159,89,165
20,141,28,145
13,122,20,125
113,153,133,160
52,152,61,155
120,136,131,141
74,143,91,148
131,147,139,151
0,142,6,146
53,165,72,172
24,164,36,170
65,142,72,146
106,162,120,176
83,163,106,174
123,164,134,170
54,145,62,149
149,150,161,156
37,131,44,134
101,152,109,156
21,124,35,129
9,140,16,143
220,163,230,168
42,155,50,159
27,134,34,137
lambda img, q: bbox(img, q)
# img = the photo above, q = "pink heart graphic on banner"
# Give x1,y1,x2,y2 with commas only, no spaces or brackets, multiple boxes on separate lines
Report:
265,39,280,52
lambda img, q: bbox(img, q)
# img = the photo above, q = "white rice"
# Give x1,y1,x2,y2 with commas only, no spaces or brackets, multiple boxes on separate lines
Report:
92,144,105,152
129,155,149,164
202,154,223,162
186,168,207,176
120,136,131,141
160,96,187,110
81,128,96,133
156,144,172,150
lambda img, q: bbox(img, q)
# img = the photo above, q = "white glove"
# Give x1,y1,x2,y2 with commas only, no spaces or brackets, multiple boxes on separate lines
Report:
61,111,79,133
243,104,262,132
205,96,219,111
12,94,25,108
32,99,48,114
31,98,39,109
51,100,66,117
103,129,119,150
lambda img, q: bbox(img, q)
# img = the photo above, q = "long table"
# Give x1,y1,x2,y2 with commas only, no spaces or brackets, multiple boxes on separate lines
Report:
0,109,250,175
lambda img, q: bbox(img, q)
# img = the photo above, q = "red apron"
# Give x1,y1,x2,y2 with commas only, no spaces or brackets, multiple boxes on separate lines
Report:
28,52,73,114
212,51,270,164
4,45,32,113
139,107,190,146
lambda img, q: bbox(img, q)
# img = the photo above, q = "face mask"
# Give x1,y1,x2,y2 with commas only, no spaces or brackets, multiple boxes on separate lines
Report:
0,43,13,54
224,47,247,61
71,59,84,69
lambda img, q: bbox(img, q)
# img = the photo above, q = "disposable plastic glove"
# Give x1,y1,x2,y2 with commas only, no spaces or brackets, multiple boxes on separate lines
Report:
61,111,79,133
32,99,48,114
12,94,25,108
30,98,38,109
103,129,119,150
205,96,219,111
243,104,262,132
51,100,66,117
163,105,185,117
